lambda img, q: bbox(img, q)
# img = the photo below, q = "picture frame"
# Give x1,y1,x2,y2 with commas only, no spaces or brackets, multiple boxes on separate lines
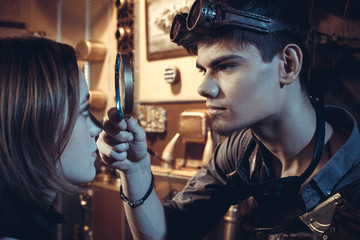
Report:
145,0,191,61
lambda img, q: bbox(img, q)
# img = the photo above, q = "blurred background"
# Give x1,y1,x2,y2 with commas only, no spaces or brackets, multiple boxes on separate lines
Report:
1,0,360,239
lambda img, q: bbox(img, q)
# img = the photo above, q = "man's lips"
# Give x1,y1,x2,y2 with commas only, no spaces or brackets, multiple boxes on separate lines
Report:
207,105,226,115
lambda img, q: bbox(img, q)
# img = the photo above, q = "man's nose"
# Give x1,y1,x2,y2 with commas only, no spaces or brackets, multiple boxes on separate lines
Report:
197,75,219,99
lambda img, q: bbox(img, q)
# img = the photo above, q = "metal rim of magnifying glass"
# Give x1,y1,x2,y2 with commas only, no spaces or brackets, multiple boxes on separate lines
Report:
115,53,133,119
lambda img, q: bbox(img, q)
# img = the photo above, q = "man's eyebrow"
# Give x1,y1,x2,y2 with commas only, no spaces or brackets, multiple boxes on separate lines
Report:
196,62,205,71
196,55,244,70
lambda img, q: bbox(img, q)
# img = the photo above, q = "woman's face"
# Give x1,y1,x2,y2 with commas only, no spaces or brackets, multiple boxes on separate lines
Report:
59,71,102,184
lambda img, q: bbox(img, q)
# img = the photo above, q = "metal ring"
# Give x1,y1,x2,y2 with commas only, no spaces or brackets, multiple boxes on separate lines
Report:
115,53,133,119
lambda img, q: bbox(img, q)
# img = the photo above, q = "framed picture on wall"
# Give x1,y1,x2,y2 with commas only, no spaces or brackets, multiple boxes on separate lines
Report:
145,0,191,61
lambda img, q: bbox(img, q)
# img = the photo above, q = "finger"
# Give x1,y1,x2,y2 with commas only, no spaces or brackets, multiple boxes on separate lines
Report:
98,132,129,152
97,132,122,158
103,119,121,136
112,142,130,153
125,117,146,141
103,109,126,133
101,155,116,167
110,130,134,143
99,143,128,161
107,107,124,127
102,119,133,143
102,132,120,146
109,149,128,160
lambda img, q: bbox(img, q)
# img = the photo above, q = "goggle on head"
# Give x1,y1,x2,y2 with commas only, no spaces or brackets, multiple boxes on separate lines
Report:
170,0,295,46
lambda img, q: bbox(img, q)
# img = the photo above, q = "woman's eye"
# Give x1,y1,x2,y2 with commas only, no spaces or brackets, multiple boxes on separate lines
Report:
81,105,90,118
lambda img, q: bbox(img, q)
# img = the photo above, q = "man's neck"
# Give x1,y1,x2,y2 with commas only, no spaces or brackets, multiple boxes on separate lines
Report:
251,98,333,178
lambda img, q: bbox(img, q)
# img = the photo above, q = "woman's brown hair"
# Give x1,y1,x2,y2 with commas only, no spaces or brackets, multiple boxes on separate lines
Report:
0,36,80,210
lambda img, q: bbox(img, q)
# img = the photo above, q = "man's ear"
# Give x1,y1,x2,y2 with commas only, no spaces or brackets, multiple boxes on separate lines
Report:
279,44,303,86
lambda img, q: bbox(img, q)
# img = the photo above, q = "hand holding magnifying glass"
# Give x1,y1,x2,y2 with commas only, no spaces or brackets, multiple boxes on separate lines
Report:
115,53,133,119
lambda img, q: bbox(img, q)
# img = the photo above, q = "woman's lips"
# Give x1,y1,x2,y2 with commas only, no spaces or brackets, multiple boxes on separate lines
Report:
91,152,98,161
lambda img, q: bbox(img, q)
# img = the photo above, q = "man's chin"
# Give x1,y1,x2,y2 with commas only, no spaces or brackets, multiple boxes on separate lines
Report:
211,122,236,137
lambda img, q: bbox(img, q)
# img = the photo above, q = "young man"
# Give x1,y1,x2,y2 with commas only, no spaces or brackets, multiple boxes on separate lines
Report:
97,0,360,239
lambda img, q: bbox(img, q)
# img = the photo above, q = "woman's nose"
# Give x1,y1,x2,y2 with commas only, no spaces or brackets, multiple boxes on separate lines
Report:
197,75,219,99
88,111,103,137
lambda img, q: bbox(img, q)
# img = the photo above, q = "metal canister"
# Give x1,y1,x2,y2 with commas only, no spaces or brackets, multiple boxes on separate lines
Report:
89,90,107,111
76,40,107,62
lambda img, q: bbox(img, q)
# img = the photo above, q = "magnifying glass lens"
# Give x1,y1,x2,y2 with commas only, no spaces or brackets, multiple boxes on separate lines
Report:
121,72,126,111
115,53,133,119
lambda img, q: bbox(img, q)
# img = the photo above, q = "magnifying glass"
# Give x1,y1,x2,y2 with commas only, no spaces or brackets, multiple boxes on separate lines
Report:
115,53,133,119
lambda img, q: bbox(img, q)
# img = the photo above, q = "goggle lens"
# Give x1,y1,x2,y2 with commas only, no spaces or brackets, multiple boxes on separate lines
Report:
170,0,293,46
170,13,187,42
187,0,201,30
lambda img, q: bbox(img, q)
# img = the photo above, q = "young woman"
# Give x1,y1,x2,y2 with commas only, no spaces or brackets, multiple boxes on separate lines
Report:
0,36,102,240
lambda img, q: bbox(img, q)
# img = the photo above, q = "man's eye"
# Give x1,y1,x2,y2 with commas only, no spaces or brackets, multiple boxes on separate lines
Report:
198,68,206,76
218,64,235,72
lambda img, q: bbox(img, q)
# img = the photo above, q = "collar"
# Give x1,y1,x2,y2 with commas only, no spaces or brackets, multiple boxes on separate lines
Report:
304,105,360,208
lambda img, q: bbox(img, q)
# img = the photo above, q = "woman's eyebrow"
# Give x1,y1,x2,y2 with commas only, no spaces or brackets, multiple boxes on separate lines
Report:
81,93,90,105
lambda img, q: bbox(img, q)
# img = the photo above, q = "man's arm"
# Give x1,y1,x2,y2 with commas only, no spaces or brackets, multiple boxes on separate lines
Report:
97,108,166,240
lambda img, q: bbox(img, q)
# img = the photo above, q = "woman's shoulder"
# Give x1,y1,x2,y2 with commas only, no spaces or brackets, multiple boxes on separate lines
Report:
0,197,64,240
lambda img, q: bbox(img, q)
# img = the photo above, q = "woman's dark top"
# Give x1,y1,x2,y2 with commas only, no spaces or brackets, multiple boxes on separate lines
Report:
0,180,65,240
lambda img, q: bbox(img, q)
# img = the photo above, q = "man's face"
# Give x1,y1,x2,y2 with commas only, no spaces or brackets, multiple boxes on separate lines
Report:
196,43,283,136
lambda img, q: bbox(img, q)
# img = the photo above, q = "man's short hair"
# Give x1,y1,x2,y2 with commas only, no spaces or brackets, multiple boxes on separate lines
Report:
179,0,310,90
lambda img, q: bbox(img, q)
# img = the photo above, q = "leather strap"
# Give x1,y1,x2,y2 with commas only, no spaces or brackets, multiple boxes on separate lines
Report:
215,1,291,33
119,172,154,209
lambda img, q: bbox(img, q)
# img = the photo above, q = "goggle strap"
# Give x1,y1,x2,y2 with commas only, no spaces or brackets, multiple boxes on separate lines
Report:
216,2,290,33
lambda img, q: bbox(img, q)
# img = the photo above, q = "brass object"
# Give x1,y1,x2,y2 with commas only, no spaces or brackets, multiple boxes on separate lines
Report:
115,0,128,10
89,90,107,110
76,40,107,61
299,193,343,233
178,110,210,143
116,26,131,42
